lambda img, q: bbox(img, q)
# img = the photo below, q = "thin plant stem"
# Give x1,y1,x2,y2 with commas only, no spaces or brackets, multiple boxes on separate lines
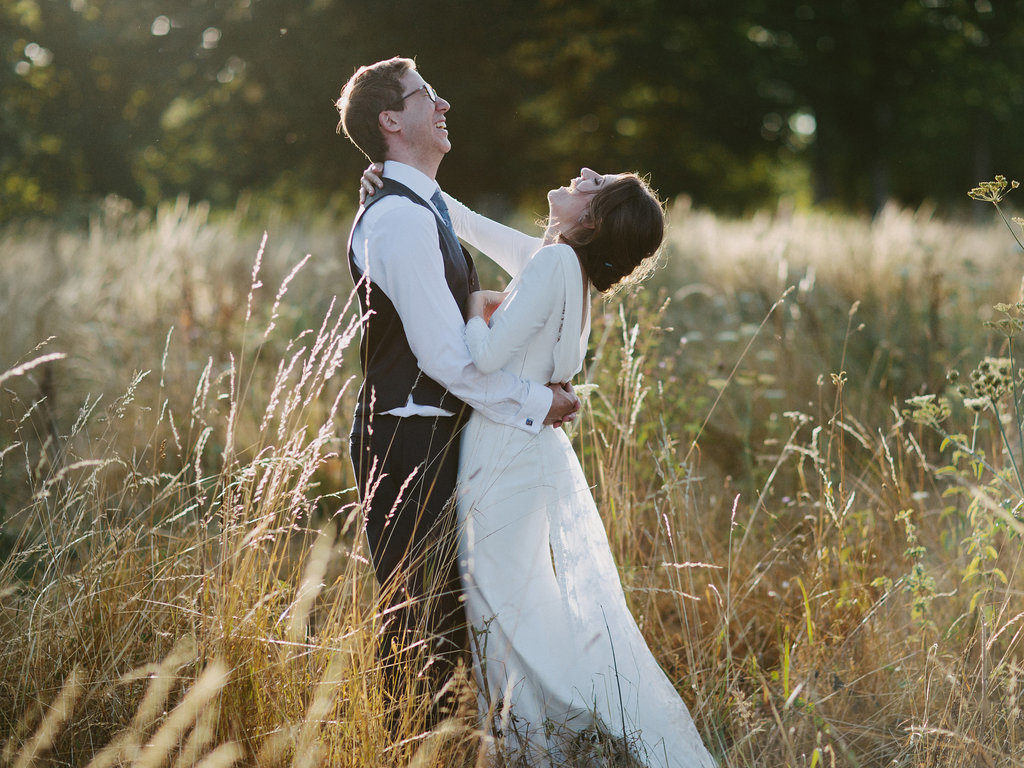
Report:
940,429,1021,501
1008,337,1024,494
684,286,794,465
990,398,1024,497
993,202,1024,252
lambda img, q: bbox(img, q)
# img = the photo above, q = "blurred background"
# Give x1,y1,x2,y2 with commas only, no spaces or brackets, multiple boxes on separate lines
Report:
3,0,1024,223
6,5,1024,764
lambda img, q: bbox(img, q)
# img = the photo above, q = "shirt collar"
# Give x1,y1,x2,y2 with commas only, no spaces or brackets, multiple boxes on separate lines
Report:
382,161,440,201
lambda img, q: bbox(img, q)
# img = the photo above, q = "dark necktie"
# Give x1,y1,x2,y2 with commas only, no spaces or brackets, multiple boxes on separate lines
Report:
430,189,458,241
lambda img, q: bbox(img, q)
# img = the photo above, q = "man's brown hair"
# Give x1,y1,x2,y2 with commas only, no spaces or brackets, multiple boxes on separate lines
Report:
336,57,415,162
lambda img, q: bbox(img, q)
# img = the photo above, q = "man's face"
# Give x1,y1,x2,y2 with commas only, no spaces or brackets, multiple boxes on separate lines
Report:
390,69,451,162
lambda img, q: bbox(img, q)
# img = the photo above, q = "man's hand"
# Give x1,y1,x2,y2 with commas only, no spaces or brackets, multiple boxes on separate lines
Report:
359,162,385,205
544,382,580,427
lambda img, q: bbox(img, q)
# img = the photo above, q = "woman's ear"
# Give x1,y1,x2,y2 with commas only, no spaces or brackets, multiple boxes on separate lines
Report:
578,210,596,230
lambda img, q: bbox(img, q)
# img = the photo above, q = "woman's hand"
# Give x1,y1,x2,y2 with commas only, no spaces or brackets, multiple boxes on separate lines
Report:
468,290,508,323
548,381,579,429
359,162,384,205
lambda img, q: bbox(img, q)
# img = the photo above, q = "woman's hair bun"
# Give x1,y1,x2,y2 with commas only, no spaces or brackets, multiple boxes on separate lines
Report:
561,174,665,294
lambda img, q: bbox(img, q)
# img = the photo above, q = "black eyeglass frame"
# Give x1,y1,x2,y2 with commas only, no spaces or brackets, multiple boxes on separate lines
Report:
400,83,438,103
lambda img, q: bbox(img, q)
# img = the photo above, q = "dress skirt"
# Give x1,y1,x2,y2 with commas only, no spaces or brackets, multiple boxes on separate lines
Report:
456,413,717,768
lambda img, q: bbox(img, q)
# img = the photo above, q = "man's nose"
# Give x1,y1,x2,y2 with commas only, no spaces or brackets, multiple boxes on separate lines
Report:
436,97,450,112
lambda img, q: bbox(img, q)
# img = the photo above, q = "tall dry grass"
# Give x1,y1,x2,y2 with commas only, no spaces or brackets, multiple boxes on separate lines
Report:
1,193,1023,766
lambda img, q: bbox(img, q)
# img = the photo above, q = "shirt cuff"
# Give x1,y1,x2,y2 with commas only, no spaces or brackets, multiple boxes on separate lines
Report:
516,381,552,434
465,315,488,344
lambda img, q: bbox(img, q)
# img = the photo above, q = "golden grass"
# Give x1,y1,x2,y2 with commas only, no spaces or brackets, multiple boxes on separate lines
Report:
1,195,1023,766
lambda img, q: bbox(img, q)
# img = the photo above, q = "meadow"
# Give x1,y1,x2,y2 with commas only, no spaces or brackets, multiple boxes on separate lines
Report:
1,189,1023,767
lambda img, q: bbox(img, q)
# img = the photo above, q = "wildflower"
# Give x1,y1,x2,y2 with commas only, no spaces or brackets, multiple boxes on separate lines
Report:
963,397,988,413
987,302,1024,337
783,410,812,425
968,356,1015,401
968,175,1020,203
983,317,1024,337
904,394,952,426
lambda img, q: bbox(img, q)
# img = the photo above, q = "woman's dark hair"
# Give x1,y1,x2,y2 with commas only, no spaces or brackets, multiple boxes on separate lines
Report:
559,174,665,293
336,57,414,162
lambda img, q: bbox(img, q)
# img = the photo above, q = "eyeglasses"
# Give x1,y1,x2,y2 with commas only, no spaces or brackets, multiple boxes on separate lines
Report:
400,82,438,103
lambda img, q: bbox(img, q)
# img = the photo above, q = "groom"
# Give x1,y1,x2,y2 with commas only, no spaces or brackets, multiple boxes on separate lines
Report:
336,57,579,729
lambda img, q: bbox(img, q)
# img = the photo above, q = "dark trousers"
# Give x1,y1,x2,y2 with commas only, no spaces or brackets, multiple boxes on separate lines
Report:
349,412,469,731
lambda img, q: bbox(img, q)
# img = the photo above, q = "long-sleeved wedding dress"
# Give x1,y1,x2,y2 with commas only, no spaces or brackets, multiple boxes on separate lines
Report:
446,195,717,768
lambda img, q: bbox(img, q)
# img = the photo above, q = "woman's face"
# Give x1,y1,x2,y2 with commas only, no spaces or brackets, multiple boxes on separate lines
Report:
547,168,621,233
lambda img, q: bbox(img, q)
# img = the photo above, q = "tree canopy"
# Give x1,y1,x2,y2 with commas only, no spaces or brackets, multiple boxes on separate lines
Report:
2,0,1022,221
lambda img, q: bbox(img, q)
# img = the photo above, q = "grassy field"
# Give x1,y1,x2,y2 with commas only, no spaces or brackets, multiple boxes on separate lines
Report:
2,191,1024,767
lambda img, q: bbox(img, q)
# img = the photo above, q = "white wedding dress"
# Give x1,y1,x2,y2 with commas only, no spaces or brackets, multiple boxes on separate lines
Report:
445,195,717,768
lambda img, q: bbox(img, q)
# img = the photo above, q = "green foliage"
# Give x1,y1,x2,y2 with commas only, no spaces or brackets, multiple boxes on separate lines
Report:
901,176,1024,647
3,0,1024,221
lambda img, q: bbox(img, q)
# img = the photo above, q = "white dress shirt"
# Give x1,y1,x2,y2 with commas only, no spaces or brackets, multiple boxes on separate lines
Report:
350,161,551,433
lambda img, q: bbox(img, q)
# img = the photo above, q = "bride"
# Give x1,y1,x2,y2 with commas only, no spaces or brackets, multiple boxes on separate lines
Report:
361,166,717,767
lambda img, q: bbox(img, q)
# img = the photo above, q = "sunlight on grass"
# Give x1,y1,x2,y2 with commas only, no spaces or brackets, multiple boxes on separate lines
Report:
2,194,1023,766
